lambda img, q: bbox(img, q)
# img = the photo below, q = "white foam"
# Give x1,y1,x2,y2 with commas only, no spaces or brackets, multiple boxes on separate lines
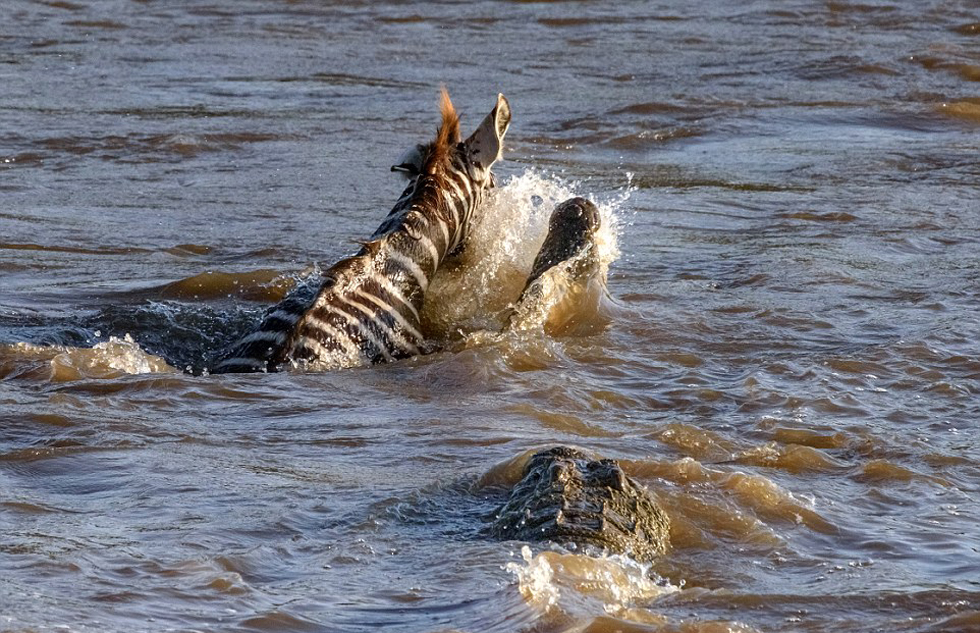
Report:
504,545,679,616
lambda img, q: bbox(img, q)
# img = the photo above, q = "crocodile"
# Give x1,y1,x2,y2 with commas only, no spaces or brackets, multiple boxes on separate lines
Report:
506,196,606,334
490,446,671,562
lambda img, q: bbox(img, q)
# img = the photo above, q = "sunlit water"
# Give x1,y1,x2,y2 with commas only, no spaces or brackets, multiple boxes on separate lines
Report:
2,1,979,632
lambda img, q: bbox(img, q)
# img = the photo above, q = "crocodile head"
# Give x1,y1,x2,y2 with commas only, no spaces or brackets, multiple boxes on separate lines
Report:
507,198,609,334
525,197,601,288
490,446,670,562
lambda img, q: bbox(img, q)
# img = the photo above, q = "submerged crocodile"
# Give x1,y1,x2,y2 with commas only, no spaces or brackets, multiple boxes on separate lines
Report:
490,446,671,562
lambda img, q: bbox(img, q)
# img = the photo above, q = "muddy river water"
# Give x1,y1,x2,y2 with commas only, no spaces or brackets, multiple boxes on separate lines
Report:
2,1,980,632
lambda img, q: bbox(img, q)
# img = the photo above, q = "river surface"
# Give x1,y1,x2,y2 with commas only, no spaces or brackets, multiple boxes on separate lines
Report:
2,1,980,632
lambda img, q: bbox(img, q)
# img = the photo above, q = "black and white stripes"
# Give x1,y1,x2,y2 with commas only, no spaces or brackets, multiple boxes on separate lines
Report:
212,92,511,373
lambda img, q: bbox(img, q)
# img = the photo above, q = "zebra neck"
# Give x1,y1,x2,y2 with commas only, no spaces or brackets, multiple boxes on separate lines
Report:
360,169,482,313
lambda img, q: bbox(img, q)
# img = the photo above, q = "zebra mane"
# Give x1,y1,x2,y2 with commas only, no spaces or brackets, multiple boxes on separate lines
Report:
423,88,461,176
366,89,466,246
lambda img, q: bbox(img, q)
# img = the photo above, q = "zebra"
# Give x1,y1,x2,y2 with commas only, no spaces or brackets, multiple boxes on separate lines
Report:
212,90,511,373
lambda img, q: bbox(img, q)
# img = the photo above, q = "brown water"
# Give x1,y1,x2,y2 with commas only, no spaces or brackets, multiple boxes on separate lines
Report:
2,1,980,632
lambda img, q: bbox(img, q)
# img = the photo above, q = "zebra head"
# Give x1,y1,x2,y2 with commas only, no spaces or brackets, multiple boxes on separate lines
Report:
380,90,511,257
392,92,510,185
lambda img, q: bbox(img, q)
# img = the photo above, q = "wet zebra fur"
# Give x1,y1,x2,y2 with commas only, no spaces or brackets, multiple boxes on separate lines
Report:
212,90,511,373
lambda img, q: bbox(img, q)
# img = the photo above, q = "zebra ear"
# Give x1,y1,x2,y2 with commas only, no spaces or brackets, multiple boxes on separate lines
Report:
391,143,425,178
464,93,511,175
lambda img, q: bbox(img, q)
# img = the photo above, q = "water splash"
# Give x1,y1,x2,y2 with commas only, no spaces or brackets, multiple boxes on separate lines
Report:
421,169,628,339
505,545,561,610
1,334,175,381
507,259,612,336
504,545,678,617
